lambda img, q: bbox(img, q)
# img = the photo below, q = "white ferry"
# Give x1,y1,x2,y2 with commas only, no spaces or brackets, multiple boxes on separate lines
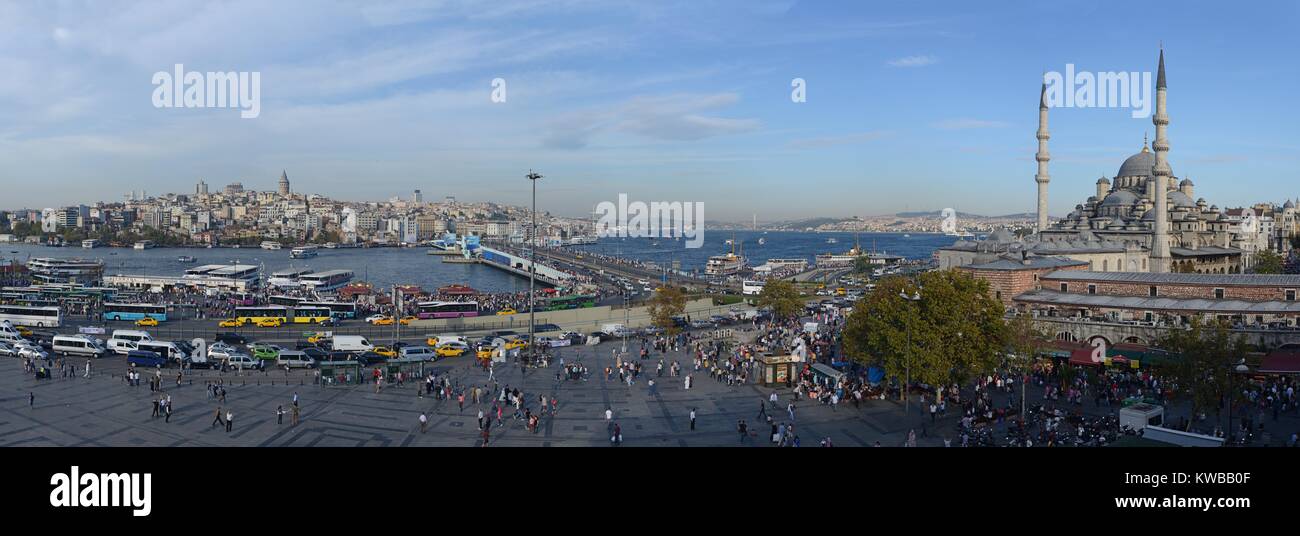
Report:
81,239,100,249
268,267,313,290
297,269,354,292
705,252,747,277
133,240,155,250
815,245,865,266
290,246,318,259
260,241,283,251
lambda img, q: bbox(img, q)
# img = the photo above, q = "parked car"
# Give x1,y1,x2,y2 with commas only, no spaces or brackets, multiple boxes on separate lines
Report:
218,318,245,328
275,350,317,369
250,343,283,361
354,352,387,366
0,341,15,357
302,347,329,361
223,353,262,370
126,350,166,368
215,332,249,345
690,319,717,329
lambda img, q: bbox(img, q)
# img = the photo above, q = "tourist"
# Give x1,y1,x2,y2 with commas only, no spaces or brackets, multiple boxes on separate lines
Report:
226,411,234,433
690,408,697,431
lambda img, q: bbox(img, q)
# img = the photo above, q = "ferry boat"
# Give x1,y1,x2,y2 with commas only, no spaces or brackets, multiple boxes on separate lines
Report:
290,246,318,259
260,241,283,251
322,242,339,249
297,269,354,292
133,240,155,250
705,252,747,276
757,237,766,246
26,257,106,284
567,236,598,246
81,239,100,249
815,245,865,266
826,237,838,244
176,255,196,263
944,230,975,238
268,267,313,290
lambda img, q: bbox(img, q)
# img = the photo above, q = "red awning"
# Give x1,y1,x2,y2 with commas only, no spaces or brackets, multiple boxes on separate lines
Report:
1259,350,1300,374
1068,348,1099,367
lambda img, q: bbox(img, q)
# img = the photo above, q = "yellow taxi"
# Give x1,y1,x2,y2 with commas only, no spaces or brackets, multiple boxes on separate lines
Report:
504,338,528,351
399,316,417,325
255,317,284,328
307,333,328,345
372,316,394,326
15,326,32,337
218,318,245,328
135,317,159,327
373,346,397,358
495,308,517,316
436,345,468,358
475,344,494,359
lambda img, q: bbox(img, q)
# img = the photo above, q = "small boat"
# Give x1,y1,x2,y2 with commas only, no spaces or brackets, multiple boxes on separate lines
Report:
261,241,282,251
290,246,318,259
903,234,911,238
176,255,197,263
826,237,838,244
757,237,766,246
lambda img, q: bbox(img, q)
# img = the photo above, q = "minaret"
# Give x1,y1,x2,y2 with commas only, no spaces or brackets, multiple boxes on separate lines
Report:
1034,81,1051,233
1148,48,1171,272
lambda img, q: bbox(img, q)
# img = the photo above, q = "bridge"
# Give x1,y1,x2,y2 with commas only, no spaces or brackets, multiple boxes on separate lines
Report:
1028,316,1300,350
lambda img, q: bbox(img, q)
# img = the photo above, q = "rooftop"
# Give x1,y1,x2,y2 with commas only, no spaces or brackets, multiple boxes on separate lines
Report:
1042,271,1300,287
1014,290,1300,314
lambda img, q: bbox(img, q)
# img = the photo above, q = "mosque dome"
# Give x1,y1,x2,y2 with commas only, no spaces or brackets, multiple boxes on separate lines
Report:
1100,190,1140,207
1168,190,1195,208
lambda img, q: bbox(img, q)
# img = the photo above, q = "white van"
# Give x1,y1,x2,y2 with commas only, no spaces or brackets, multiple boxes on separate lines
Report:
52,335,107,358
399,346,437,361
0,331,22,345
137,340,192,364
332,335,374,353
428,334,468,347
275,350,317,369
109,330,154,355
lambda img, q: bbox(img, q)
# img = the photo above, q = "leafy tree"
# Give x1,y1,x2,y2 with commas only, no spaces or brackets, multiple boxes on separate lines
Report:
842,270,1006,391
756,279,803,321
647,286,687,336
853,255,872,274
1160,318,1250,426
1252,250,1284,274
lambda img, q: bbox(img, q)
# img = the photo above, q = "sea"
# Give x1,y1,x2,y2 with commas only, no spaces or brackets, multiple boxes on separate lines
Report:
1,231,955,289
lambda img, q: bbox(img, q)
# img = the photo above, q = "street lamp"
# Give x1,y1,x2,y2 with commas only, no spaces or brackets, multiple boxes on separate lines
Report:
1226,358,1249,445
526,170,542,365
900,290,921,414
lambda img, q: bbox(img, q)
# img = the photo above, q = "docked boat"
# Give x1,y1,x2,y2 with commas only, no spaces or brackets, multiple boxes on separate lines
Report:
176,255,197,263
322,242,339,249
260,241,283,251
705,252,747,276
297,269,354,292
81,239,100,249
815,245,865,266
944,230,975,238
133,240,155,250
268,267,313,289
290,246,318,259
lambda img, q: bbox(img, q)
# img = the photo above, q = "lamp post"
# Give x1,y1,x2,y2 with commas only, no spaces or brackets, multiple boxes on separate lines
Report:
1226,358,1249,445
526,170,542,365
900,290,921,414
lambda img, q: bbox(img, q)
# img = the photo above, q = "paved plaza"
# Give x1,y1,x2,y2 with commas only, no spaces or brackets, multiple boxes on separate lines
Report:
1,338,935,447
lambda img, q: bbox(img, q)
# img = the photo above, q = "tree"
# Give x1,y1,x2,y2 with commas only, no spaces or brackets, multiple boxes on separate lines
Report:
1005,313,1051,416
647,286,687,336
756,279,803,320
1160,318,1250,427
853,256,872,274
842,270,1007,391
1252,250,1284,274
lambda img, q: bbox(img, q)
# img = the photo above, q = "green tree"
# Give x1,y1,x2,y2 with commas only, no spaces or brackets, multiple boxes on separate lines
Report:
1251,250,1284,274
853,255,872,274
647,286,687,336
842,270,1006,391
1160,318,1250,425
756,279,804,321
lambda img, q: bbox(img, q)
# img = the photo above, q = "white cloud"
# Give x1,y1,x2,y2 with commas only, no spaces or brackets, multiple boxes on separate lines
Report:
887,55,938,67
932,118,1010,130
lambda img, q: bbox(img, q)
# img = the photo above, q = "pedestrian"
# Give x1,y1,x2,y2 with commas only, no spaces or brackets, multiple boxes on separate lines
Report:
292,404,300,426
165,402,172,423
29,391,34,409
477,409,484,430
277,405,284,425
212,406,224,428
605,407,613,421
226,411,234,433
152,398,160,418
481,425,491,447
690,408,697,431
419,412,428,433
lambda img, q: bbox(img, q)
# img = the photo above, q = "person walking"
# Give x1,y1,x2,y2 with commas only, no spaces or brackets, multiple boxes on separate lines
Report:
757,400,767,420
605,407,613,421
690,408,697,431
29,392,33,409
165,401,173,423
477,409,485,430
277,405,284,425
212,406,224,428
291,404,300,426
419,412,428,433
225,410,234,433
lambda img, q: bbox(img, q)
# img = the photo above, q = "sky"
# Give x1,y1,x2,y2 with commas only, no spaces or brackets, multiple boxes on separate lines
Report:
1,0,1298,221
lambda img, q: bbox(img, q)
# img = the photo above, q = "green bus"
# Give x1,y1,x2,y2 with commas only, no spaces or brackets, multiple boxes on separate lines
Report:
542,294,596,311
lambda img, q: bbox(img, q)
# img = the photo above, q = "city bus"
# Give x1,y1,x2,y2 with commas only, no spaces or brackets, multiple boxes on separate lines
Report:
269,295,305,307
302,301,357,319
0,304,62,327
541,294,596,311
233,306,289,324
742,280,766,296
416,301,479,319
228,292,256,306
290,306,332,324
102,303,168,322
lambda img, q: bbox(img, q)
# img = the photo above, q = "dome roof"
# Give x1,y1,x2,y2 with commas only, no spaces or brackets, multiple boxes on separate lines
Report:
1097,176,1111,184
1168,190,1195,208
1099,190,1140,207
1286,199,1296,209
1179,178,1194,187
1116,147,1172,179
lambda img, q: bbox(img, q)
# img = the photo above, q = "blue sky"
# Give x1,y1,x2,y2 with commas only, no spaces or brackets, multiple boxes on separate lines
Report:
2,0,1297,221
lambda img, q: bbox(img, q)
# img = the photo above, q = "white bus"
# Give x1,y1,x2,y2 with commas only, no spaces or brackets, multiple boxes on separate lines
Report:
52,335,107,358
741,280,765,296
0,304,62,327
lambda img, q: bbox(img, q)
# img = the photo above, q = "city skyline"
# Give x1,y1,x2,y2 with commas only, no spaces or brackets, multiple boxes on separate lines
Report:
2,0,1298,220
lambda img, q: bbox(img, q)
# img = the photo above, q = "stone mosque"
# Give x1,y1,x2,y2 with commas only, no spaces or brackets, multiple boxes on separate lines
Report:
939,49,1266,274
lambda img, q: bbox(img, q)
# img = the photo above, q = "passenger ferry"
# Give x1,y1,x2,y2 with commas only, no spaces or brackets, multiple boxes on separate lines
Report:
297,269,354,292
133,240,155,250
826,237,838,244
260,241,283,251
268,267,313,290
765,258,809,271
705,252,747,276
944,230,975,238
290,246,318,259
26,257,106,285
176,255,197,263
815,245,865,266
81,239,100,249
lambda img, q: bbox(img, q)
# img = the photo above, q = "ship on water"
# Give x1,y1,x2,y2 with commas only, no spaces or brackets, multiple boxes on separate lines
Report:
705,235,747,277
261,241,283,251
290,245,318,259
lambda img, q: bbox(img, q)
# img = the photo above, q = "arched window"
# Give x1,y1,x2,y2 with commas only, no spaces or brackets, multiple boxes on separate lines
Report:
1102,259,1109,271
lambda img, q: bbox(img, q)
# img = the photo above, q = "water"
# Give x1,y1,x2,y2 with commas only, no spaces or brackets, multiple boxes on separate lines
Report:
579,231,952,272
1,244,531,293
